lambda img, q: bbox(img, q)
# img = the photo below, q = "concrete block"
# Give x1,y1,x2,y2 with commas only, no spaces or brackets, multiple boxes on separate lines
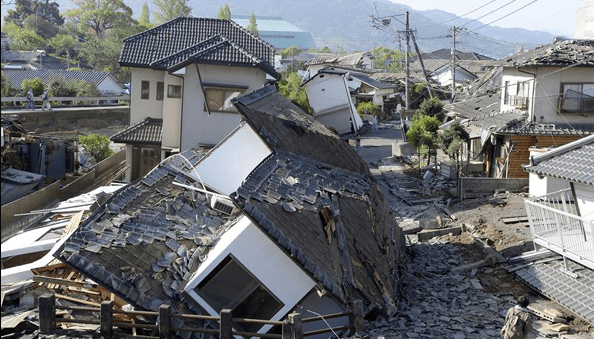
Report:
419,218,440,229
417,226,462,242
399,219,422,234
392,142,417,157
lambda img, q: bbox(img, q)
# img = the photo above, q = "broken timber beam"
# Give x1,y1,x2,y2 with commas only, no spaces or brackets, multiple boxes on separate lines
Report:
33,276,98,288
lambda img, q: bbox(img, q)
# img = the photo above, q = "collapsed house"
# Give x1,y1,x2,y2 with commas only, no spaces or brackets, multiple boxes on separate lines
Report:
54,84,405,337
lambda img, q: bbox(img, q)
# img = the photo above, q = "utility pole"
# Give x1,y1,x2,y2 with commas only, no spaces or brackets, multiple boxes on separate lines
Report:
451,26,456,102
405,11,410,110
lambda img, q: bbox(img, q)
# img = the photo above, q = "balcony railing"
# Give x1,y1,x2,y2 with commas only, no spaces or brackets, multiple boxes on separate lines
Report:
524,188,594,270
507,95,528,109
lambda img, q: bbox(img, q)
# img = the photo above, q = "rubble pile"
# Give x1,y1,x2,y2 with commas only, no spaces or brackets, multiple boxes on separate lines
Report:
361,235,593,339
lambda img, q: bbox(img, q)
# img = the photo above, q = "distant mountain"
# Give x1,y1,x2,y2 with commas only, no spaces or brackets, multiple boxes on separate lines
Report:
2,0,556,59
184,0,554,58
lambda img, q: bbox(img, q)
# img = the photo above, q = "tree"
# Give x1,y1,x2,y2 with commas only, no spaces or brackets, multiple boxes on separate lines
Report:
153,0,192,24
217,4,231,20
1,71,10,97
308,46,331,53
23,14,61,38
79,36,130,81
439,119,470,186
65,0,136,38
278,72,311,114
5,0,64,28
78,133,114,163
247,12,258,36
49,33,76,65
2,21,44,50
139,2,152,28
417,97,445,121
356,101,381,117
406,112,440,169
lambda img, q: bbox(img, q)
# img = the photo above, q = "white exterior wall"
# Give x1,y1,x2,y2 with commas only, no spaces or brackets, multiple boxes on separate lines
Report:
305,73,356,134
434,67,476,87
129,67,166,125
575,183,594,220
162,73,183,149
500,66,594,124
179,64,268,150
184,217,316,334
124,144,134,182
196,123,272,195
528,173,570,197
97,76,124,95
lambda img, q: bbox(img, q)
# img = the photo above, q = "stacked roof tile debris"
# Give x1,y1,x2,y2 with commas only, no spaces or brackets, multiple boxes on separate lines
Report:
55,84,404,335
498,39,594,67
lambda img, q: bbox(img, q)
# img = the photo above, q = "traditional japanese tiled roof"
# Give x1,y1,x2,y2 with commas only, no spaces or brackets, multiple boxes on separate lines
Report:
415,49,493,61
232,149,401,305
497,39,594,67
497,122,594,136
119,17,278,78
54,149,232,319
110,118,163,145
2,69,117,90
523,134,594,185
349,72,398,90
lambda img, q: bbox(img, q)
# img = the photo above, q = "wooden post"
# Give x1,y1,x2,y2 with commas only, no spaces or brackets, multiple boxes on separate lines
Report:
349,299,364,335
282,312,302,339
159,304,172,339
39,294,56,334
220,309,233,339
100,300,113,338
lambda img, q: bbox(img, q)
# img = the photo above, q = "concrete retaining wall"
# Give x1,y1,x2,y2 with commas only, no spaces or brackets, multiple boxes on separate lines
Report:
2,106,129,134
460,177,528,199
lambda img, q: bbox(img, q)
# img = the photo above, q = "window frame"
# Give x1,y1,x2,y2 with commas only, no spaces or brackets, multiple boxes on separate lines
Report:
167,84,182,98
156,82,164,101
560,82,594,113
141,80,150,100
193,255,283,332
203,84,248,114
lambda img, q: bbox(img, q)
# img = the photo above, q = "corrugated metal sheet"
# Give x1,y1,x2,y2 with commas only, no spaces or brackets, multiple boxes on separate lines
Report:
513,257,594,325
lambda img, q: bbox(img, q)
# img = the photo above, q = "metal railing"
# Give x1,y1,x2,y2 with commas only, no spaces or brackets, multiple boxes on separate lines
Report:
524,188,594,270
507,95,528,109
39,294,363,339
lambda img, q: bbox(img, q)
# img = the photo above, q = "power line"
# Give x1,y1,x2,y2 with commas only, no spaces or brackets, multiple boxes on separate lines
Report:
419,0,498,29
459,0,519,28
469,0,540,32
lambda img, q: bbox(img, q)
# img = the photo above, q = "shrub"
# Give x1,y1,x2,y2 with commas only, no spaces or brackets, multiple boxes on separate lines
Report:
417,97,444,120
21,78,45,96
356,101,382,117
78,133,114,163
1,71,9,97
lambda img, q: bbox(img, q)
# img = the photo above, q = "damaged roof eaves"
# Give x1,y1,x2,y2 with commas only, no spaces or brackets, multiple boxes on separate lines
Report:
56,149,239,314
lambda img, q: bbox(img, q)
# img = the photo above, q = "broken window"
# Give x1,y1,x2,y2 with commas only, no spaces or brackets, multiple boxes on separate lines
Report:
167,85,181,98
561,83,594,113
205,87,244,113
156,82,164,101
141,81,150,100
319,205,336,243
195,255,283,333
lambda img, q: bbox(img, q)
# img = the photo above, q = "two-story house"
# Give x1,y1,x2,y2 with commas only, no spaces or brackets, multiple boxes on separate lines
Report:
111,17,280,181
445,40,594,178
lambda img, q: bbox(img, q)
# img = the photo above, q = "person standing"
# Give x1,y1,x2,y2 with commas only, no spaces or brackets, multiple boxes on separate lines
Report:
26,88,35,110
41,89,51,111
500,295,533,339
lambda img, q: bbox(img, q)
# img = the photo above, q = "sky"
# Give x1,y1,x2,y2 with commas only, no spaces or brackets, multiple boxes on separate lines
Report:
389,0,587,37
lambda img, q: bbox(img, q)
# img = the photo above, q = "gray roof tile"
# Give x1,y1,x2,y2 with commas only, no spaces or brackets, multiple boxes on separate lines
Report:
110,118,163,145
523,134,594,185
119,17,278,78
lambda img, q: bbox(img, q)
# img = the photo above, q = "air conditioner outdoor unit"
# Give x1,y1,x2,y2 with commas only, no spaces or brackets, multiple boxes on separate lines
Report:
210,196,237,215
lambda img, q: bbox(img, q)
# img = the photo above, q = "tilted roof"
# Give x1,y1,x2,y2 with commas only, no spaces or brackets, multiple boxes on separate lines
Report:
497,39,594,67
233,84,372,176
232,149,400,305
110,118,163,145
523,134,594,185
119,17,278,78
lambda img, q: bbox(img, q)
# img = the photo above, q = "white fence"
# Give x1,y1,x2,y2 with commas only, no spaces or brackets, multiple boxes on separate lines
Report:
524,188,594,270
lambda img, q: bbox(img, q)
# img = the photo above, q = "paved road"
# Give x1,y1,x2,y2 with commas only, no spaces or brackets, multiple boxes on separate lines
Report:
356,120,404,172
